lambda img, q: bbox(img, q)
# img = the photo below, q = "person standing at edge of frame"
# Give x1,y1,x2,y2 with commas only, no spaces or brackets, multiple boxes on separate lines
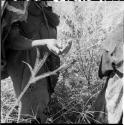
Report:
1,1,69,123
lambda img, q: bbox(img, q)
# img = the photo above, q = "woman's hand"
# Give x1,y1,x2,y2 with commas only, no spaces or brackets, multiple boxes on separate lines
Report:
45,39,72,56
45,39,62,55
32,39,72,56
32,39,61,55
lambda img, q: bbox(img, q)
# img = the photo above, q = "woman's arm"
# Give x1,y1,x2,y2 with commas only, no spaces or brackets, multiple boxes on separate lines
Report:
6,24,46,50
6,24,60,54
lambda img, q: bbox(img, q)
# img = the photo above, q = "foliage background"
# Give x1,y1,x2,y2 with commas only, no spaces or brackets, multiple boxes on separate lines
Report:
1,1,124,123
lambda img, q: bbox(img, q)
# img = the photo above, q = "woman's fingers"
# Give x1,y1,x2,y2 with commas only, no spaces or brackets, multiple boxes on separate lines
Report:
55,43,62,49
45,39,72,56
50,46,60,55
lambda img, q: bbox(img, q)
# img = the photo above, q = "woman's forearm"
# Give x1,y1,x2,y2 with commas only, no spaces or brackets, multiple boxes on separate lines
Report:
32,39,47,48
6,24,48,50
7,36,48,50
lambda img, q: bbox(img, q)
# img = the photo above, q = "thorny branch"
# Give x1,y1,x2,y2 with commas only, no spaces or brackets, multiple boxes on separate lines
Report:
4,42,99,123
4,48,76,123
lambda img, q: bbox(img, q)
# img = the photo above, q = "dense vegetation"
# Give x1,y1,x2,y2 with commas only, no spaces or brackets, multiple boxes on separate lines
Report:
1,1,124,123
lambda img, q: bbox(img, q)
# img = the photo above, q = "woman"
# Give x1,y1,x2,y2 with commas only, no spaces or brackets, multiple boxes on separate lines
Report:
2,1,61,123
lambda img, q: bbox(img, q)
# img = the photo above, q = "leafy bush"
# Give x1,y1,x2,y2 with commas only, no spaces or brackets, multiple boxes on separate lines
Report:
1,1,123,124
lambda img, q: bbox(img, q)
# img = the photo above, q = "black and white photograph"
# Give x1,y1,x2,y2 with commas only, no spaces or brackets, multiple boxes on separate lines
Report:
1,0,124,124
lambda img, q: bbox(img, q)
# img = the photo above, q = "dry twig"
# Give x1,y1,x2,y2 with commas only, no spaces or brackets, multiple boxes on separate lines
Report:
4,48,76,123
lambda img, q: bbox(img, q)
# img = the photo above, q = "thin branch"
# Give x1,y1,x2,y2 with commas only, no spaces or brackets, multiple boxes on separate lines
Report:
29,62,71,84
84,90,100,109
33,52,49,76
85,113,102,124
4,56,76,123
4,51,48,123
87,110,107,115
22,61,33,75
33,47,40,69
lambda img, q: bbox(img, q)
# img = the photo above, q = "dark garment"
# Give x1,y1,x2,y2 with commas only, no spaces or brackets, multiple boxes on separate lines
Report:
2,1,60,94
1,1,60,122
